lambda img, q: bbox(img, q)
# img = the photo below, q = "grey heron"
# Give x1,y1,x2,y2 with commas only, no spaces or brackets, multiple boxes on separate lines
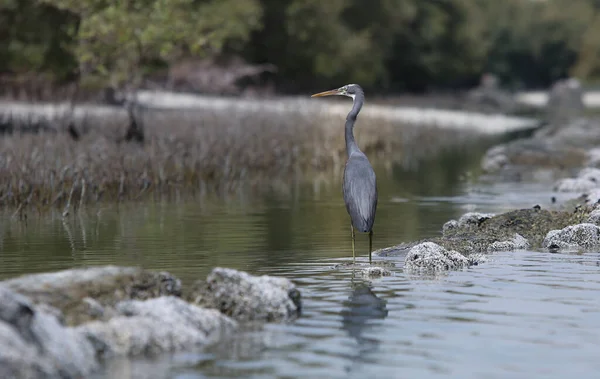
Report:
311,84,378,263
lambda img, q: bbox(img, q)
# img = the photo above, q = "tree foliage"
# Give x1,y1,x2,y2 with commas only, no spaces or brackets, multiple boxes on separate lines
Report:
36,0,262,88
3,0,600,93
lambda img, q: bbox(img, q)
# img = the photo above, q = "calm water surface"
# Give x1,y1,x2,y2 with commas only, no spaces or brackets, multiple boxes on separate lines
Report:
1,143,599,378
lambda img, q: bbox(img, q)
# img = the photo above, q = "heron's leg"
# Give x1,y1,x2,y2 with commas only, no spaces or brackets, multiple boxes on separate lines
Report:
350,223,356,262
368,230,373,264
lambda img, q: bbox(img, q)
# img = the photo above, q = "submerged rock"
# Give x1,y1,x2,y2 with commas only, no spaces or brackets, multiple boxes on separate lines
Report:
3,266,182,325
0,286,98,378
187,268,302,322
466,253,489,266
358,266,393,278
330,261,396,278
404,242,470,272
76,296,236,358
543,223,600,250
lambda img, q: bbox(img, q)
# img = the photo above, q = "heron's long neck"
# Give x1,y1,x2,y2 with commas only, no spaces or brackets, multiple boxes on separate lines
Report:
345,92,364,158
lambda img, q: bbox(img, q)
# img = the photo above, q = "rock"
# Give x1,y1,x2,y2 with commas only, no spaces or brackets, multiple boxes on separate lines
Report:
76,296,236,358
442,212,495,235
0,286,98,378
466,253,488,266
0,322,59,379
481,145,509,173
404,242,470,272
459,212,495,227
543,223,600,250
586,209,600,225
554,177,598,192
3,266,182,325
187,268,301,322
441,219,459,234
583,188,600,205
36,303,66,325
465,73,516,114
586,147,600,167
578,167,600,182
546,78,585,127
459,212,495,225
554,167,600,192
358,266,393,278
384,207,594,260
479,118,600,182
0,266,305,378
487,233,530,252
441,207,593,251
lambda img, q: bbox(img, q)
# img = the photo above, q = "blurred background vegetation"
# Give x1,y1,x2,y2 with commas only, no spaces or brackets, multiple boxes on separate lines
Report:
2,0,600,97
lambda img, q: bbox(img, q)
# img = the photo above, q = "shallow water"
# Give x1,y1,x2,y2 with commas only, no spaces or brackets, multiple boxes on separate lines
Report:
1,141,599,378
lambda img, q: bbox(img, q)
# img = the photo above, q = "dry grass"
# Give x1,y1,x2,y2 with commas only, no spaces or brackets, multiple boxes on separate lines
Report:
2,103,450,212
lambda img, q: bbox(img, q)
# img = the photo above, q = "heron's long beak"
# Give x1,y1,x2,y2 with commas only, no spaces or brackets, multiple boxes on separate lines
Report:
311,89,340,97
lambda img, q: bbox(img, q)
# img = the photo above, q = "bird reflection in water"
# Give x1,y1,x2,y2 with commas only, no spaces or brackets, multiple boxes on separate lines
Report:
341,280,389,372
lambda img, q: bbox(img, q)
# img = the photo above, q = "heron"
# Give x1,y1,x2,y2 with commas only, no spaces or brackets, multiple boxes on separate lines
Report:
311,84,378,263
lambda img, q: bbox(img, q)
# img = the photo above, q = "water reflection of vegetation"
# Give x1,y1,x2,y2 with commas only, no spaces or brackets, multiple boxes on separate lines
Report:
0,137,506,281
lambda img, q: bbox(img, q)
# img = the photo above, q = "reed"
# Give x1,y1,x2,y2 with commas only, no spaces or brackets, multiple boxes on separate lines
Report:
1,103,445,212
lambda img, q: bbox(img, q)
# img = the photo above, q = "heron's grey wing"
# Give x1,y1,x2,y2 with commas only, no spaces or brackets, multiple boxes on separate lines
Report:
343,155,378,232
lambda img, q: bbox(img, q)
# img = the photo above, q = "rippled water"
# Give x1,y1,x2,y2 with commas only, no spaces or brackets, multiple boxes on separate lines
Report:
189,251,600,379
92,249,600,379
1,140,599,378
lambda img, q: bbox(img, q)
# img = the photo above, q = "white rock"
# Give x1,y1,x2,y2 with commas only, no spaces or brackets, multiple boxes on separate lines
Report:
404,242,469,272
543,223,600,250
76,296,236,358
578,167,600,182
586,147,600,167
554,177,598,192
188,268,302,322
586,209,600,225
0,286,98,378
584,188,600,204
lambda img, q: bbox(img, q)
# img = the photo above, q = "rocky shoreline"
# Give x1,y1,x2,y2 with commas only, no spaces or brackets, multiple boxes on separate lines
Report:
0,266,301,378
379,115,600,274
383,205,600,273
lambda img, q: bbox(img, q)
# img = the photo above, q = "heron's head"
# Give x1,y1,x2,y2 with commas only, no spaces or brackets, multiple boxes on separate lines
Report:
311,84,363,100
